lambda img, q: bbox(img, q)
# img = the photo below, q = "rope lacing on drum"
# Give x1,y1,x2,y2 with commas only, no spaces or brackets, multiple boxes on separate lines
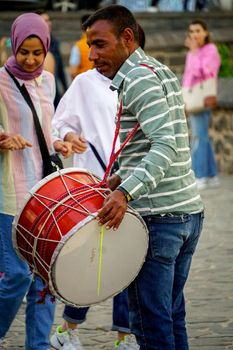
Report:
15,171,110,282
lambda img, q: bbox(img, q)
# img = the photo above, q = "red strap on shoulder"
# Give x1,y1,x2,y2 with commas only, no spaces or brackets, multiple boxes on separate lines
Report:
102,100,140,183
101,63,156,183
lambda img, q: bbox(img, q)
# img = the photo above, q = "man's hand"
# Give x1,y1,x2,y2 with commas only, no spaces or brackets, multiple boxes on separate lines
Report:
0,133,32,151
106,174,121,190
53,140,73,158
64,132,87,154
96,190,127,230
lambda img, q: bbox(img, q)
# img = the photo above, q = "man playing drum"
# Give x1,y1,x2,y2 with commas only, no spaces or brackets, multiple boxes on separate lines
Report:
50,20,147,350
82,5,204,350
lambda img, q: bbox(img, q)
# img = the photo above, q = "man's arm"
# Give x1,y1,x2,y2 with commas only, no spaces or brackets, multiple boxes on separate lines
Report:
117,68,179,200
97,67,182,228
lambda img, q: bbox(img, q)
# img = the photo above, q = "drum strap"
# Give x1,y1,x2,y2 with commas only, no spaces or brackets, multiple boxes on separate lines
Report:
102,64,156,182
102,100,140,182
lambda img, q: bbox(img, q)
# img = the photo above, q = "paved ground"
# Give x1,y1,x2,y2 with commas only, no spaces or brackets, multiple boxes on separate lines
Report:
1,174,233,350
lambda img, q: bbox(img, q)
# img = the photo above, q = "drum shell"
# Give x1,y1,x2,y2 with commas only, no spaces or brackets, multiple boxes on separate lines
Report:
12,168,105,281
12,168,148,306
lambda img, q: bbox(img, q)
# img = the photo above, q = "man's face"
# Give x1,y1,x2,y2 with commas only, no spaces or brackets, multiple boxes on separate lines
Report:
86,20,130,79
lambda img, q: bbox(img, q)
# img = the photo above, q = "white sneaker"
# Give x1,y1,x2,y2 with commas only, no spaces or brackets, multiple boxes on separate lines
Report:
50,326,84,350
114,335,139,350
207,176,220,188
195,177,208,190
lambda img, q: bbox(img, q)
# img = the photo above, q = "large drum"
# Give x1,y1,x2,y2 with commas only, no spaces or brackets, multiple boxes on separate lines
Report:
12,168,148,307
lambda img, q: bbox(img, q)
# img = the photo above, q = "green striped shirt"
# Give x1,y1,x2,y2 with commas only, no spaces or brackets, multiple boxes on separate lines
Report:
111,48,204,215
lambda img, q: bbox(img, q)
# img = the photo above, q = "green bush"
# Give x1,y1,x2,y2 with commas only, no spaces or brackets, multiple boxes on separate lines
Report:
217,43,233,78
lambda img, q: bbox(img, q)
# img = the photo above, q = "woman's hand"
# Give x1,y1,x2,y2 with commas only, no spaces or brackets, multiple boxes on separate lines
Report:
64,132,88,154
0,133,32,151
53,140,73,158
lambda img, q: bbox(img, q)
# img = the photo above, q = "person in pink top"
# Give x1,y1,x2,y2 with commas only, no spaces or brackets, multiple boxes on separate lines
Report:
0,13,73,350
182,19,221,190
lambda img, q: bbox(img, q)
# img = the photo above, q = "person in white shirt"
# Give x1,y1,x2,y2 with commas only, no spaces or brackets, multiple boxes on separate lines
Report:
53,68,118,178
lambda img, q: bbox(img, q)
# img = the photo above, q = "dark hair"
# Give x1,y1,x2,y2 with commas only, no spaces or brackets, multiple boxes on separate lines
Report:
189,19,211,44
82,5,139,43
35,10,45,15
81,14,91,25
137,23,145,49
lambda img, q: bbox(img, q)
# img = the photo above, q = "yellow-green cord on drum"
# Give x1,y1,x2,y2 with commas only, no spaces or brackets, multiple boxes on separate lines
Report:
97,225,105,296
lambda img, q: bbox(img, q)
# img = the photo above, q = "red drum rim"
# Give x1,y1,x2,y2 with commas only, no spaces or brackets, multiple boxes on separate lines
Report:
12,168,101,262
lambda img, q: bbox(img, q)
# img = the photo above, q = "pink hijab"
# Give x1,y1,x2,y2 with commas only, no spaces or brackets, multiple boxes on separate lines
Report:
5,13,50,80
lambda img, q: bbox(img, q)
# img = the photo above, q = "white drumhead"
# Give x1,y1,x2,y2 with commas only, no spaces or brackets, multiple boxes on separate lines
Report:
50,210,148,307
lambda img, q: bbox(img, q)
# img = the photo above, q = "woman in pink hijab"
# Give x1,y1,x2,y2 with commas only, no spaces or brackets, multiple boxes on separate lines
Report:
0,13,72,350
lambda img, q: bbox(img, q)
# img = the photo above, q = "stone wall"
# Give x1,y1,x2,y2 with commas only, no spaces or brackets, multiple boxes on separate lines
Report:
210,109,233,174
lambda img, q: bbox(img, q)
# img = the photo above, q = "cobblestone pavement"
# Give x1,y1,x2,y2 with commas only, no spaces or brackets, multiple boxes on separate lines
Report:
1,175,233,350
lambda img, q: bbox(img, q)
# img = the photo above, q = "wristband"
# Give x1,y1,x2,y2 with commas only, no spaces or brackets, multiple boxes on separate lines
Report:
117,187,132,203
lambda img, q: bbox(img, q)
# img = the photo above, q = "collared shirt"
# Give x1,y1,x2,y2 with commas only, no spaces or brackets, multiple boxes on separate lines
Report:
0,67,55,215
111,47,204,215
52,68,118,179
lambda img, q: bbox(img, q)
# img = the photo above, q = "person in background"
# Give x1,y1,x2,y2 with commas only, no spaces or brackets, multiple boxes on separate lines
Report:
83,5,204,350
0,37,11,66
158,0,183,11
49,21,146,350
182,19,221,190
68,14,94,80
195,0,207,10
183,0,196,11
0,13,72,350
40,12,68,108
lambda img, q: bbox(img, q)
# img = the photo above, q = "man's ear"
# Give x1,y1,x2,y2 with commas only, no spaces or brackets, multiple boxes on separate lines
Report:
121,28,135,47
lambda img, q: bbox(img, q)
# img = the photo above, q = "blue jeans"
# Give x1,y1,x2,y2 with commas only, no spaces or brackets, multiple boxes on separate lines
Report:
128,212,204,350
0,213,56,350
189,110,218,178
63,288,130,333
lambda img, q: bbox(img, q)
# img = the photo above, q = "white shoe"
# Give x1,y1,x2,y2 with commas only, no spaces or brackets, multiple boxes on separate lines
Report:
195,177,208,190
207,176,220,188
114,335,139,349
50,326,83,350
